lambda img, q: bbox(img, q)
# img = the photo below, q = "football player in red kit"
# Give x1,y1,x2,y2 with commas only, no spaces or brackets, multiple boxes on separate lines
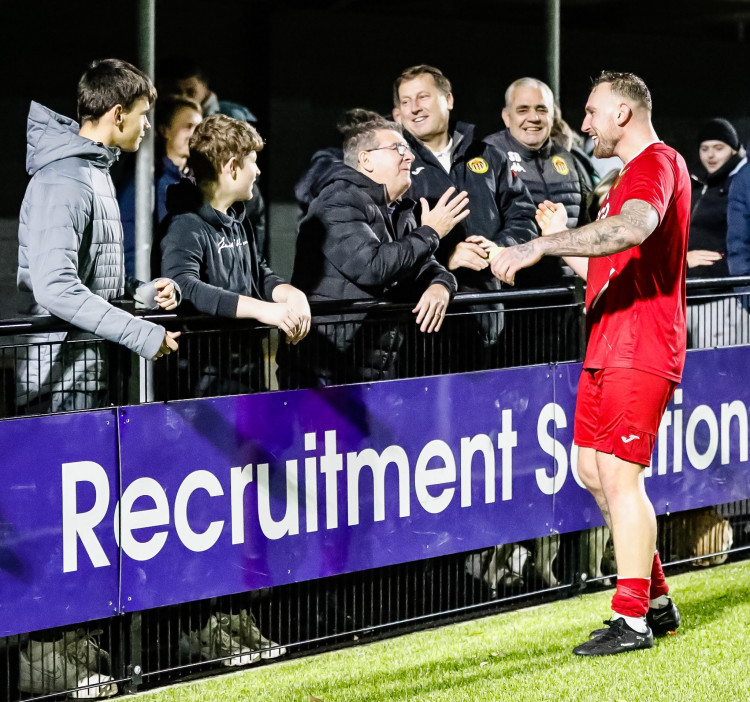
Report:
491,71,690,656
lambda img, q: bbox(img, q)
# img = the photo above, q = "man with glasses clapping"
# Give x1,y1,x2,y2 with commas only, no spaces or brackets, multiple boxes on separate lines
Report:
279,120,469,388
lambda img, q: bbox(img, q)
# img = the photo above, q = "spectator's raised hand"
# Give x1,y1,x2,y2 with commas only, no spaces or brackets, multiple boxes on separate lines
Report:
153,278,180,310
420,187,470,238
535,200,568,236
412,283,450,333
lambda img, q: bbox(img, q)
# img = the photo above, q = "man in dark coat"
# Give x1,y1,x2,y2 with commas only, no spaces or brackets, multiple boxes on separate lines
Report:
485,77,592,236
393,65,538,286
392,65,541,370
282,120,469,387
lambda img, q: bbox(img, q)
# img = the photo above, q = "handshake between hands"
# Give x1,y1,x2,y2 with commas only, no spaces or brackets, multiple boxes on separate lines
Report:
490,200,568,285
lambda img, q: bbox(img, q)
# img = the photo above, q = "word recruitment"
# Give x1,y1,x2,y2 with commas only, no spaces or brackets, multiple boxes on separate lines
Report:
69,352,749,604
64,384,749,572
1,348,749,634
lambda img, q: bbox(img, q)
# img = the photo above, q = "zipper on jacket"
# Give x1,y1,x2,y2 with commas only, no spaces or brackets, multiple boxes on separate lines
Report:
690,183,707,220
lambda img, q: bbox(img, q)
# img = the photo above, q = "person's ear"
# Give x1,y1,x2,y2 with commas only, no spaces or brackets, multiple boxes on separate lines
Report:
221,157,237,179
501,107,511,129
392,107,402,123
108,104,124,130
445,92,454,111
359,150,375,174
616,103,632,127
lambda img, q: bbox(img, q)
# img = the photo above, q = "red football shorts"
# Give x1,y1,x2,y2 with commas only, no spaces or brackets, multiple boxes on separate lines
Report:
574,367,677,467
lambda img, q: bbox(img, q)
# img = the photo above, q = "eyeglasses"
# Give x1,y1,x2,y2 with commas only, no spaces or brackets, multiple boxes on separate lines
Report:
364,143,413,156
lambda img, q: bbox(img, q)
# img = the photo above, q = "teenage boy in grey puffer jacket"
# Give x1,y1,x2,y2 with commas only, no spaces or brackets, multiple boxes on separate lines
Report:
17,58,181,413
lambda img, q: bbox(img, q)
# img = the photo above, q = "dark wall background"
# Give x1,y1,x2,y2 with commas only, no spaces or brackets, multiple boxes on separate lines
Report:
2,0,749,216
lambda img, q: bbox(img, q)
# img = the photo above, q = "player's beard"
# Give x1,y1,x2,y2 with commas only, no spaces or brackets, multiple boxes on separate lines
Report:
592,133,617,159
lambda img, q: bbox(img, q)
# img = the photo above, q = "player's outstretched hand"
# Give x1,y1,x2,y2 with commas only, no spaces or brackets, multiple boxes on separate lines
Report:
490,241,543,286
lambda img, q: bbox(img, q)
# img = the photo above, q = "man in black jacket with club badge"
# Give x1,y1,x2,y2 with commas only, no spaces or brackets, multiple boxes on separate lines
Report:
392,64,541,370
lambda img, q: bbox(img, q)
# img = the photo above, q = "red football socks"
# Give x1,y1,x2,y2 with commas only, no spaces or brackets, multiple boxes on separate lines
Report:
611,577,650,618
649,551,669,600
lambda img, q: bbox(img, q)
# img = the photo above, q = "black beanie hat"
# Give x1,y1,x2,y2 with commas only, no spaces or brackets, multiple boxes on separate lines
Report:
697,118,740,150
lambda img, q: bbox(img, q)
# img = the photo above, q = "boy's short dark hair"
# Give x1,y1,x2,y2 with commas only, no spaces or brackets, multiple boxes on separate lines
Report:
77,58,157,124
188,114,264,184
155,55,207,95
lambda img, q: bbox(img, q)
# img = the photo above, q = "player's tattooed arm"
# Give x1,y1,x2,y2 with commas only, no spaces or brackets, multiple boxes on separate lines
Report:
491,198,660,285
537,199,660,258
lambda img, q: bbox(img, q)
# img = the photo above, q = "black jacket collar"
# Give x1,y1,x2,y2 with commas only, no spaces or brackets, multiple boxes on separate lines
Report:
404,120,476,165
322,164,416,210
496,128,552,159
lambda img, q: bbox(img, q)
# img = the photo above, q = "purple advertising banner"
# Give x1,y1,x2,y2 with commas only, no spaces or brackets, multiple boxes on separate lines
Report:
0,410,120,637
1,346,749,636
114,346,750,612
115,364,558,611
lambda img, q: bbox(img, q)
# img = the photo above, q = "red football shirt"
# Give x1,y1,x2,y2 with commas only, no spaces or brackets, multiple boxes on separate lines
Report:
584,142,691,381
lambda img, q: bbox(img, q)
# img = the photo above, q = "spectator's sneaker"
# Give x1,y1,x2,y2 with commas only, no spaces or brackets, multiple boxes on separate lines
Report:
590,598,681,639
200,615,259,667
574,618,653,656
220,610,287,659
60,629,112,677
646,597,681,635
19,631,118,698
178,630,203,662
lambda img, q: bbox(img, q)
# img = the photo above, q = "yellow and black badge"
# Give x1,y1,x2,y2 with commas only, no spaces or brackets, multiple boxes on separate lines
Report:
551,155,569,175
467,157,489,174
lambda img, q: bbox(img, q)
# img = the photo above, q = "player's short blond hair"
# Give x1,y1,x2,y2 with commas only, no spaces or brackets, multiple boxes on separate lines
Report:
594,71,652,111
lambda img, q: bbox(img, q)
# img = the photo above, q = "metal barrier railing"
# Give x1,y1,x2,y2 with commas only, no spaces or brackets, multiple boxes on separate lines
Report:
1,278,749,700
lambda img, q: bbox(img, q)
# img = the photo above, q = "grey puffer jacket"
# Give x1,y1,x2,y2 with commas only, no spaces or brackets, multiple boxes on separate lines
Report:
16,101,166,409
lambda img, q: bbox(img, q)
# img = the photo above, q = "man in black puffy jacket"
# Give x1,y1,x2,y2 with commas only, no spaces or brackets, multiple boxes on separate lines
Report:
485,77,592,237
282,120,469,387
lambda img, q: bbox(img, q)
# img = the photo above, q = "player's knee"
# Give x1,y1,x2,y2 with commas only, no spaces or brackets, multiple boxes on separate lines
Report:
576,447,601,492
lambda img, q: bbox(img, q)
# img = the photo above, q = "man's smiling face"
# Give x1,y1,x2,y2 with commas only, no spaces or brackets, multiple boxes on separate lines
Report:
502,85,553,151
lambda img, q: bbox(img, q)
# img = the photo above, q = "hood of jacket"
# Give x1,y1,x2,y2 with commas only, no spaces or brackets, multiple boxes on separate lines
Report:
25,101,119,176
